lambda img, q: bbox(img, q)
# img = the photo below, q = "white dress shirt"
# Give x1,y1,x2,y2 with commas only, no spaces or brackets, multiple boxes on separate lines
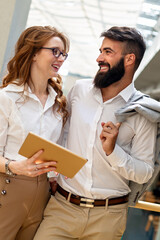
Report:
58,79,157,199
0,83,63,161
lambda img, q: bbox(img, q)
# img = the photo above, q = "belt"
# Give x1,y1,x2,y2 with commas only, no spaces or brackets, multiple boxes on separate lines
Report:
57,185,129,208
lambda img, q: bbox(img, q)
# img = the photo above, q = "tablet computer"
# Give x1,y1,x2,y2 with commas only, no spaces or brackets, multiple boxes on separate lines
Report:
18,132,87,178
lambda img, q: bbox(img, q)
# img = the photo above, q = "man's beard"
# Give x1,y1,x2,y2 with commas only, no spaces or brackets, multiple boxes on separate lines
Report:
94,57,125,89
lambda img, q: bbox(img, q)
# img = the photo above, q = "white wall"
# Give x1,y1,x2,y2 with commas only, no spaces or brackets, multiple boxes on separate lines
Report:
0,0,31,80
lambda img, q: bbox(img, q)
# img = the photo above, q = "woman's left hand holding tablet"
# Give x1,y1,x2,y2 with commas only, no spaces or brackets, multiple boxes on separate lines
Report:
9,150,57,177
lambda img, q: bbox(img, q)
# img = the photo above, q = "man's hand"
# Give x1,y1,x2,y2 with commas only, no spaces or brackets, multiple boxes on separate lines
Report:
100,121,121,155
49,177,58,195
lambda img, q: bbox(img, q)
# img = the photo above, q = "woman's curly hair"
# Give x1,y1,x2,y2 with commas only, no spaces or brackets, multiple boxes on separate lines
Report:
2,25,70,124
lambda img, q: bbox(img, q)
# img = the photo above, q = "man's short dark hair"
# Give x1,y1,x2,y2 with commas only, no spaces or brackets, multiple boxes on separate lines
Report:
101,26,146,70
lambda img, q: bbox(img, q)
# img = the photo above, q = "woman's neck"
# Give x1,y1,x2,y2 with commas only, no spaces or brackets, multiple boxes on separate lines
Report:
28,77,49,107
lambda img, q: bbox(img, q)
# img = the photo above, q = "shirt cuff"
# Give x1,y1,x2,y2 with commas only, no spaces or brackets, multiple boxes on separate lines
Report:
106,144,127,168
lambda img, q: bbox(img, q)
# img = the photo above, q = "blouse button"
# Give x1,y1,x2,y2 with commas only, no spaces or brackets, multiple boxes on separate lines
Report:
1,190,6,195
5,179,10,184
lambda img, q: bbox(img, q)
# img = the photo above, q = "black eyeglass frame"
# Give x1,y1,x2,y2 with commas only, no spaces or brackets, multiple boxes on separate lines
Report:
40,47,68,60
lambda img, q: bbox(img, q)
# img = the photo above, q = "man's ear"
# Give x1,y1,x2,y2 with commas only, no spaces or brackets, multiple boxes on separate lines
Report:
124,53,136,67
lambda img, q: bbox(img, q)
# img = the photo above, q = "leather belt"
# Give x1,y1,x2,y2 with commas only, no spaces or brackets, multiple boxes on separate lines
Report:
57,185,129,208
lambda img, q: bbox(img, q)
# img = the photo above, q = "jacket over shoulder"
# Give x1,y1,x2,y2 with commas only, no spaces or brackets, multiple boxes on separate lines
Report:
115,91,160,206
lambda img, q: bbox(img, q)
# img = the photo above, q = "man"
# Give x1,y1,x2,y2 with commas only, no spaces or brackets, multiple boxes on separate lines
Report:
34,27,157,240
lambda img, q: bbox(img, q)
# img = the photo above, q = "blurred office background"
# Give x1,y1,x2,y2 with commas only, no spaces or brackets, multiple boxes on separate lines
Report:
0,0,160,239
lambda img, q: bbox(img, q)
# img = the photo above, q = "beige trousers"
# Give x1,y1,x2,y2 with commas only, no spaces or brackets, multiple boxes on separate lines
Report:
34,191,128,240
0,173,50,240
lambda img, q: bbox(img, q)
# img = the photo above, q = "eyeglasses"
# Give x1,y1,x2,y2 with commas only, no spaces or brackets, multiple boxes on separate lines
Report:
40,47,68,60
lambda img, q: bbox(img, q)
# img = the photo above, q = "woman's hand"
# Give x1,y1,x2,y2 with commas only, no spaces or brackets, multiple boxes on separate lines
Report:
9,150,57,177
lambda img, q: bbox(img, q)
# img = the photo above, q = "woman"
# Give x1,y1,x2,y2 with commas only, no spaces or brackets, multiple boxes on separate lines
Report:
0,25,69,240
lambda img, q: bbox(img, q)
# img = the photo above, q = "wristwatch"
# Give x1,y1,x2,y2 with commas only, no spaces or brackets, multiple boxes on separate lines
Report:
5,160,17,177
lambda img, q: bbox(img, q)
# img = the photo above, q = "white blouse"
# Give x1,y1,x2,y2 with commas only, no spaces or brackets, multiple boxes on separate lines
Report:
0,83,63,161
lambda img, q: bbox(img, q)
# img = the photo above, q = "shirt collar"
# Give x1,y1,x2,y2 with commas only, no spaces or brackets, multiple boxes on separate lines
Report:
91,81,136,103
46,84,57,107
118,82,136,102
4,82,58,110
4,83,25,92
4,83,57,99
